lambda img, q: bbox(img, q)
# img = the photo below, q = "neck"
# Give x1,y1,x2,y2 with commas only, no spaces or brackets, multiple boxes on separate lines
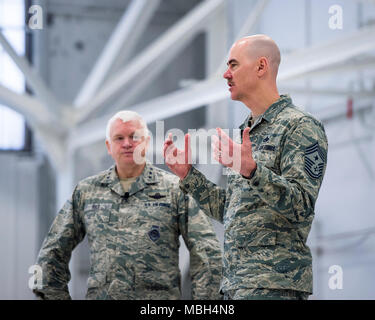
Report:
243,84,280,117
116,162,146,179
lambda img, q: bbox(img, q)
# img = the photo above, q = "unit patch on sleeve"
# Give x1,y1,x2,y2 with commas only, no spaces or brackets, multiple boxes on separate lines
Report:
304,142,325,179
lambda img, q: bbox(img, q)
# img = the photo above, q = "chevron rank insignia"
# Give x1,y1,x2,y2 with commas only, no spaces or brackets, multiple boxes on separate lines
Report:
305,142,325,179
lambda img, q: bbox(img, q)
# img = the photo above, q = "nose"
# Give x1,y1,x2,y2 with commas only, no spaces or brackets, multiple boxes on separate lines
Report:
223,68,231,80
122,137,133,148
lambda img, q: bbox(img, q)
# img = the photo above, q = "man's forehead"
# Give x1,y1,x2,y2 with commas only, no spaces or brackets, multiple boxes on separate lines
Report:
113,118,141,127
228,40,252,60
111,119,143,132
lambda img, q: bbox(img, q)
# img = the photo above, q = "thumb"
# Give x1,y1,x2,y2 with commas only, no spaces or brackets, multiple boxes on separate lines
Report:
184,133,192,164
242,127,251,147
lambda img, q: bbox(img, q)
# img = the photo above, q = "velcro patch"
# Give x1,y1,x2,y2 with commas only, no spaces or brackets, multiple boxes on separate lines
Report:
305,142,325,179
257,144,276,152
148,225,160,242
84,203,112,211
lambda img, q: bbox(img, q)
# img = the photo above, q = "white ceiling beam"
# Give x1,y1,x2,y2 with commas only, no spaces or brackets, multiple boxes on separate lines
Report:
72,83,375,150
70,24,375,149
353,0,375,4
278,25,375,82
280,87,375,98
0,84,67,169
281,57,375,81
214,0,270,76
68,78,228,149
0,84,58,128
0,31,62,119
104,0,162,86
316,99,373,123
75,0,226,124
74,0,161,108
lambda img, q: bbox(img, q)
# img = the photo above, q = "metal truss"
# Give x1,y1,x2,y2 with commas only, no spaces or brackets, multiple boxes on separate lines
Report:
0,0,374,173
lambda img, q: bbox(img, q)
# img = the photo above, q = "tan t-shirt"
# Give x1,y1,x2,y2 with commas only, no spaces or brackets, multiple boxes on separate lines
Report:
120,176,138,193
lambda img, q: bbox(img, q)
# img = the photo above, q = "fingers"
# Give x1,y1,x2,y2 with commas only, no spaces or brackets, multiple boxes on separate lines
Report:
216,127,232,147
242,127,252,152
184,133,192,164
163,133,174,158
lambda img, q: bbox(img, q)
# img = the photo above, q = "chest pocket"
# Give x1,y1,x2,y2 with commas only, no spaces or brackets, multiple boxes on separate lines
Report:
137,190,178,247
83,202,112,234
253,143,280,174
143,191,171,210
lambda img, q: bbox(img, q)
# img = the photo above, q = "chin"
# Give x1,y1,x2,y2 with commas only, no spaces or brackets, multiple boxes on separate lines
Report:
231,94,239,101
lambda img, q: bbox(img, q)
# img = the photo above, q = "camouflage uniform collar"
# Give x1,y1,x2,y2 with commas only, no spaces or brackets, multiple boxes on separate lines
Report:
262,94,292,123
102,161,158,196
239,94,292,130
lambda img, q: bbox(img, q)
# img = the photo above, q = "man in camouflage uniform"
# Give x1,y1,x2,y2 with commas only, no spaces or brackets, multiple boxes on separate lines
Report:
32,111,222,300
164,35,328,300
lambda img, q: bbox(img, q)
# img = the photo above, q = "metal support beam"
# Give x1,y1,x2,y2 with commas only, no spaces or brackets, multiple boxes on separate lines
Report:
0,84,56,128
68,78,228,150
205,1,229,129
75,0,226,123
74,0,161,108
0,31,62,119
0,85,68,171
214,0,270,76
70,24,375,149
281,57,375,81
280,87,375,99
278,25,375,81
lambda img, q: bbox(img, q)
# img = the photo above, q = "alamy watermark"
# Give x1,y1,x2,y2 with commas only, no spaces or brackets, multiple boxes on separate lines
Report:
328,5,343,30
129,121,243,172
27,5,43,30
328,265,343,290
28,264,43,290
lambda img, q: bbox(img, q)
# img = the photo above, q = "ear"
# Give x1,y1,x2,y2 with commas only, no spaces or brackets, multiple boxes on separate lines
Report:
144,135,151,150
146,135,151,146
257,57,268,76
105,139,112,155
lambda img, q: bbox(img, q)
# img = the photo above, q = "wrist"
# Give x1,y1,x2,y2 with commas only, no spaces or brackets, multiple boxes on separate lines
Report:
241,162,257,179
180,165,192,181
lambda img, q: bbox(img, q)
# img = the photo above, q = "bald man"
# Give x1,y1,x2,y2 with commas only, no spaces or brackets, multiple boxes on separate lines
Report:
164,35,328,300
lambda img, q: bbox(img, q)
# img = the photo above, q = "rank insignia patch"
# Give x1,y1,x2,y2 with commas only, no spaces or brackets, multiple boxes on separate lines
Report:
148,225,160,242
305,142,325,179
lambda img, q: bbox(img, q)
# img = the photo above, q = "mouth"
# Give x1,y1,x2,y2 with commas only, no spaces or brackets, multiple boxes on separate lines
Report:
228,82,234,91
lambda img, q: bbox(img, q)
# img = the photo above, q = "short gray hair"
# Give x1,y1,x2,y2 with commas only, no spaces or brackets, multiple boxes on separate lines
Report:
106,110,149,141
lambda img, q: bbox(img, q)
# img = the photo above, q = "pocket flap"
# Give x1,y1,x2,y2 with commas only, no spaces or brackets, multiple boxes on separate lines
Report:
237,230,276,247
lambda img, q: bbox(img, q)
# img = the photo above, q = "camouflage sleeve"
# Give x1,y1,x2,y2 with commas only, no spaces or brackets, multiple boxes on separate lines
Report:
179,167,226,223
246,117,328,224
32,186,86,300
177,193,223,300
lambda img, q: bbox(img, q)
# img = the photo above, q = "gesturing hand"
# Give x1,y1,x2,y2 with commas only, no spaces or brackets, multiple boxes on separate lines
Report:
211,127,257,177
163,133,192,180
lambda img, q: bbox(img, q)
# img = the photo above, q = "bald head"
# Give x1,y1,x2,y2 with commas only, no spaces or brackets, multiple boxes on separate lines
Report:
233,34,281,77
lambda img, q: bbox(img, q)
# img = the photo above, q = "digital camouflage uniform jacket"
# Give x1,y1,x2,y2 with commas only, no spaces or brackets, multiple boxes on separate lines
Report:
34,163,222,300
180,95,328,295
